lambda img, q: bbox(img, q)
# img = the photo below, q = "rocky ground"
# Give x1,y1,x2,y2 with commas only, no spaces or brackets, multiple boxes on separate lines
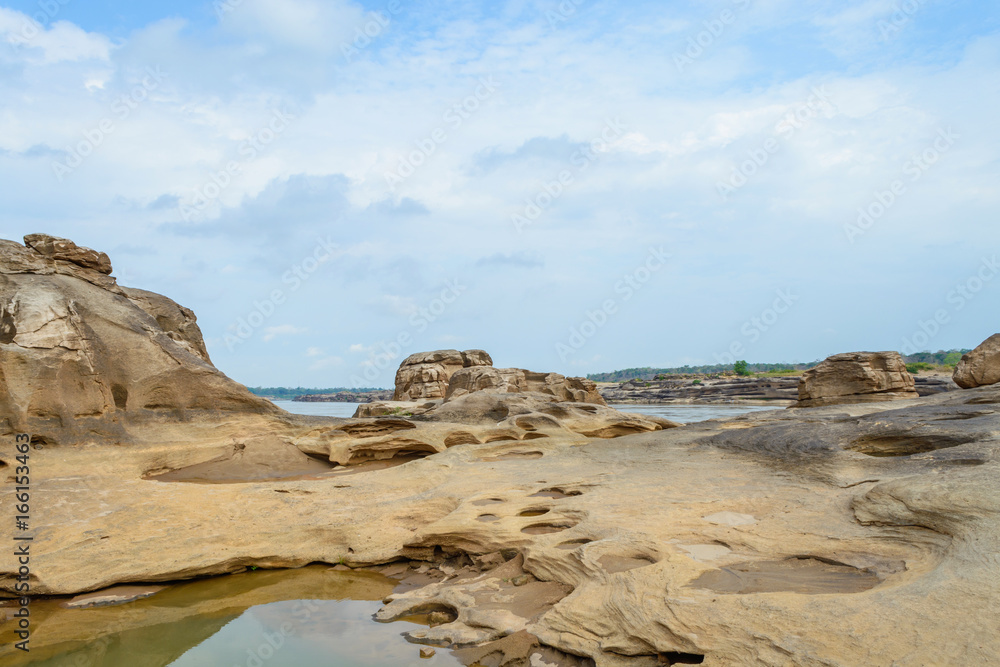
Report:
600,372,957,405
2,235,999,667
292,389,393,403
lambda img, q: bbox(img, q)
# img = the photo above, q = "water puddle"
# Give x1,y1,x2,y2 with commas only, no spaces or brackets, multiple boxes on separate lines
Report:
688,557,880,594
0,566,462,667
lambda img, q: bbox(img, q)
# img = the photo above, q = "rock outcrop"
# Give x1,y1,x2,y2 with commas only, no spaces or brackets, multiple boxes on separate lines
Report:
602,376,801,404
796,351,919,407
393,348,604,406
447,366,605,404
393,349,493,400
0,234,276,446
121,286,212,364
953,334,1000,389
23,233,113,274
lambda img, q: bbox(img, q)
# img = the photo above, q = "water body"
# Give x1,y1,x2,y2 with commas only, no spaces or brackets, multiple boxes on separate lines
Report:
3,566,460,667
271,400,781,423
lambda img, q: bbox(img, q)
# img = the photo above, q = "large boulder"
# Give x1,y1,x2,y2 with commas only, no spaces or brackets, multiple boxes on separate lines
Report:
447,366,605,405
953,335,1000,389
0,234,277,446
796,351,919,407
23,233,112,274
393,349,493,400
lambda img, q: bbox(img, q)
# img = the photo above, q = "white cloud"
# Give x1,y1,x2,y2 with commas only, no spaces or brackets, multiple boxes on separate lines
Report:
0,11,112,64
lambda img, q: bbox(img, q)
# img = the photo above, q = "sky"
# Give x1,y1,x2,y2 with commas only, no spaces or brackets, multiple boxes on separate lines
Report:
0,0,998,388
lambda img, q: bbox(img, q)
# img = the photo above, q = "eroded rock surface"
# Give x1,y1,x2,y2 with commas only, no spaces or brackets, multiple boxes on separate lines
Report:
0,235,276,447
953,334,1000,389
394,349,493,400
1,236,999,667
797,351,919,407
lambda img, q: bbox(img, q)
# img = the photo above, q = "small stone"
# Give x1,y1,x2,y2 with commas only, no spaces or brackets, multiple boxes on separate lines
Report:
420,648,436,659
512,574,532,587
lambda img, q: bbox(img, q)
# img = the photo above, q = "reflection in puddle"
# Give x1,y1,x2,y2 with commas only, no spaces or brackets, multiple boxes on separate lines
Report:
0,566,461,667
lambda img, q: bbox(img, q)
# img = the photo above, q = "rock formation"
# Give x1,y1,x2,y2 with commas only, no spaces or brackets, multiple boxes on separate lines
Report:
0,234,276,447
2,235,999,667
393,348,605,406
393,349,493,400
796,351,919,407
953,334,1000,388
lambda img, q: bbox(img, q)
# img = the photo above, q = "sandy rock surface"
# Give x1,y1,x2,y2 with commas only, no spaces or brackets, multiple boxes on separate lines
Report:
2,235,999,667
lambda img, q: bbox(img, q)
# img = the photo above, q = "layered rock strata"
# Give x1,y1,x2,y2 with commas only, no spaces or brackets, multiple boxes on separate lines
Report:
796,351,919,408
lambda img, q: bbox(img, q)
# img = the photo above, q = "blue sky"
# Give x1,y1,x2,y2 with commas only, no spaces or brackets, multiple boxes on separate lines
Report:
1,0,998,388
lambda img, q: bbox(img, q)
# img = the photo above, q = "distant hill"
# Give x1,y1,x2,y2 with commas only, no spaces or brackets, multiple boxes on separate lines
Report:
588,350,971,383
247,386,388,400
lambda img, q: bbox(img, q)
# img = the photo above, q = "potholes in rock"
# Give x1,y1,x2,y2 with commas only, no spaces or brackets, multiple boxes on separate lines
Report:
338,419,417,438
530,487,583,499
484,434,519,443
578,424,652,439
514,415,560,431
521,521,577,535
479,450,544,462
471,498,505,506
444,431,482,447
598,554,658,574
556,538,593,550
476,514,501,523
688,556,880,594
848,433,978,457
518,508,550,517
521,432,550,441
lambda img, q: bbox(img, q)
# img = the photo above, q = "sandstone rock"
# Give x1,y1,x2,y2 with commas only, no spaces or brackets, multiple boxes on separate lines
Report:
797,351,919,407
0,235,277,446
24,233,112,274
393,349,493,400
392,348,603,407
953,334,1000,389
448,367,605,405
122,287,211,363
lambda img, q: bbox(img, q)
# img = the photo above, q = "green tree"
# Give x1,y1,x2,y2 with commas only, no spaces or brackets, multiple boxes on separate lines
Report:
733,360,750,376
